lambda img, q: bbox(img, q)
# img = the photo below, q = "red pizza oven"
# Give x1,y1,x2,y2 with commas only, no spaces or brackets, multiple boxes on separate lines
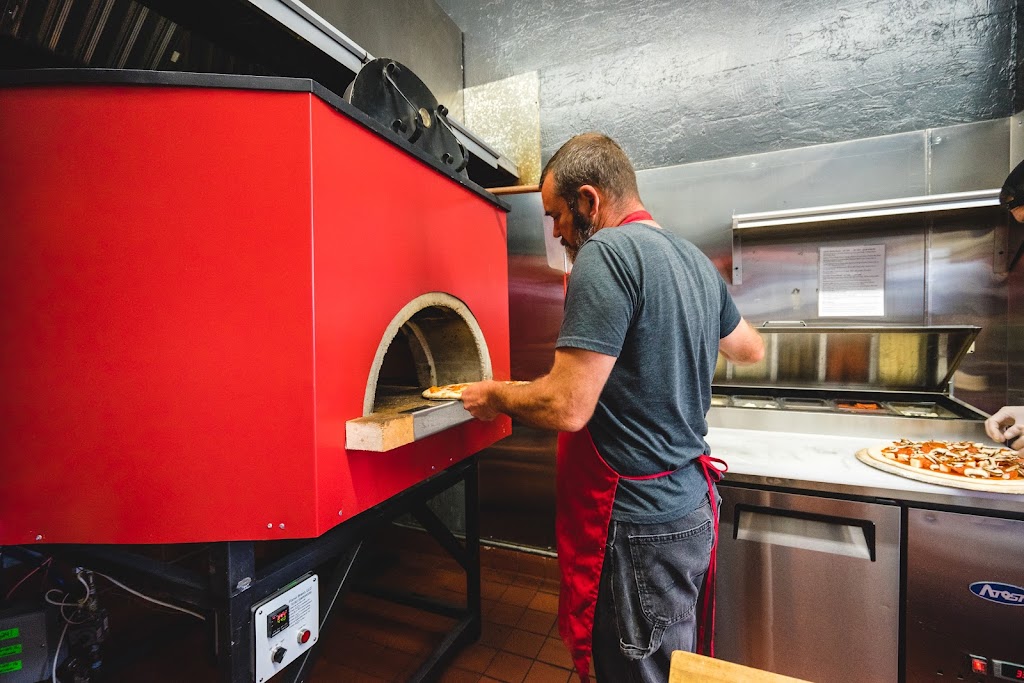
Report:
0,75,512,545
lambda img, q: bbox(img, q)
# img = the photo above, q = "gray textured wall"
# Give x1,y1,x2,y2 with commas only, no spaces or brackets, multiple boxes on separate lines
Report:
437,0,1017,170
305,0,465,118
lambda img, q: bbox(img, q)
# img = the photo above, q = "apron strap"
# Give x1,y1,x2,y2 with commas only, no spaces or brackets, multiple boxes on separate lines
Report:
695,454,727,657
618,210,653,225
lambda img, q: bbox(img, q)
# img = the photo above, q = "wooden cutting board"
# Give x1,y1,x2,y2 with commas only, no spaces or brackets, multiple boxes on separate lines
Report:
856,447,1024,494
669,650,811,682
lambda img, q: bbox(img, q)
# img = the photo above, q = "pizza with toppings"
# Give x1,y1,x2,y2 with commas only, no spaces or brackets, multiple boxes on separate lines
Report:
422,381,530,401
858,438,1024,492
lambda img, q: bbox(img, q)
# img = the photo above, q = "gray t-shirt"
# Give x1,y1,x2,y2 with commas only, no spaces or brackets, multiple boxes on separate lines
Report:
556,223,741,523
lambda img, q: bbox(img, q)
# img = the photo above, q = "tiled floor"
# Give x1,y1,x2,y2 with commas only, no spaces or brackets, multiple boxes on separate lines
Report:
308,532,574,683
103,527,573,682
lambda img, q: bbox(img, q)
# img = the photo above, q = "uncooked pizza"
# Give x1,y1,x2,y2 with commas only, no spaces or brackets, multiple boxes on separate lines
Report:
421,381,530,401
864,439,1023,482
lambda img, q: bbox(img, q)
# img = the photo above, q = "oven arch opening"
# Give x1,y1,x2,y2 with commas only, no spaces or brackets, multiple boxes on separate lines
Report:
362,292,493,417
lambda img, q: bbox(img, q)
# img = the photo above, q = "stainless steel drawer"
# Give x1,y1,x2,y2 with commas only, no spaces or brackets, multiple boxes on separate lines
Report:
715,485,901,683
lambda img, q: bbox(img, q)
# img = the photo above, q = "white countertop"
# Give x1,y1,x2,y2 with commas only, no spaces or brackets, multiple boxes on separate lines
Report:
706,427,1024,514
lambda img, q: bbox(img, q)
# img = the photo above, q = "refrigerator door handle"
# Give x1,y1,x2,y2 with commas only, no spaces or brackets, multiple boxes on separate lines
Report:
733,503,877,561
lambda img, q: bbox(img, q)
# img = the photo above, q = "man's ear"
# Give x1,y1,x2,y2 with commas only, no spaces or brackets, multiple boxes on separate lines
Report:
577,185,600,219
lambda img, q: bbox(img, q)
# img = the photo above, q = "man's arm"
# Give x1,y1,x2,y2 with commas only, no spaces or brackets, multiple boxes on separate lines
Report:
719,318,764,365
461,348,616,431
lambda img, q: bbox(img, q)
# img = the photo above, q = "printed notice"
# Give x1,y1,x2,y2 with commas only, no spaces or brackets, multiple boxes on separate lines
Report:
818,245,885,317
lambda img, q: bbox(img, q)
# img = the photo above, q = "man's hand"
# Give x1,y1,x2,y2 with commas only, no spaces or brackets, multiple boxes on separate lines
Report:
458,349,616,431
985,405,1024,451
461,381,502,421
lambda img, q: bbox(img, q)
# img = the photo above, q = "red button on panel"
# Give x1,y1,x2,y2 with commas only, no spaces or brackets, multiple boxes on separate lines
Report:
298,629,311,645
970,655,988,675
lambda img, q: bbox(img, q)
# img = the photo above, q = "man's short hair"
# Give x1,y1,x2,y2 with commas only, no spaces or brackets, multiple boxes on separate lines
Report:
540,133,640,210
1001,158,1024,208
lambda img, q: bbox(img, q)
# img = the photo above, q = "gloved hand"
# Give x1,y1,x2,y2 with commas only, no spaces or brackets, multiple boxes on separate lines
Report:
985,406,1024,451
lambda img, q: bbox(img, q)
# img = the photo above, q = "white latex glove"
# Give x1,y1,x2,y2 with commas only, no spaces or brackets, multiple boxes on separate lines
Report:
985,406,1024,451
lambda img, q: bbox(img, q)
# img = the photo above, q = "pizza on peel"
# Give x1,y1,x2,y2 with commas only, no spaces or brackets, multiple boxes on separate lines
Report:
422,381,530,401
866,438,1022,481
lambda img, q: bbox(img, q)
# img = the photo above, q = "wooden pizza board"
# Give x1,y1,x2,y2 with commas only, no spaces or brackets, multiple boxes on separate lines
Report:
669,650,811,683
856,447,1024,494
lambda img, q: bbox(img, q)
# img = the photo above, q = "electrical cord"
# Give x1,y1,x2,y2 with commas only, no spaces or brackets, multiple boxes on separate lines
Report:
3,556,53,601
46,570,91,624
44,590,90,625
51,619,69,683
42,568,204,682
93,572,205,621
48,569,91,683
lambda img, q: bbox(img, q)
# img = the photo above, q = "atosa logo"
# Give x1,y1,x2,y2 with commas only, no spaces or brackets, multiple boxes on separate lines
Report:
969,582,1024,606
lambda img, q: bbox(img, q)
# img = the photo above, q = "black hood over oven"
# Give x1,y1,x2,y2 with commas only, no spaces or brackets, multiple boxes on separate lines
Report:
0,0,518,186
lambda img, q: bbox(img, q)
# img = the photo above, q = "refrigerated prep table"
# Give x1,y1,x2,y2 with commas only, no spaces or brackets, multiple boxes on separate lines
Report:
707,324,1024,683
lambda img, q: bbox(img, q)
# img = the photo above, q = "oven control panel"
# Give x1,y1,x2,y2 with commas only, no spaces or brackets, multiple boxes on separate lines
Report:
994,659,1024,681
252,574,318,682
967,656,1024,681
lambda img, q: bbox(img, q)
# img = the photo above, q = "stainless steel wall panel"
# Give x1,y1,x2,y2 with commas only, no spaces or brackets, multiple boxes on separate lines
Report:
636,129,930,268
504,192,545,258
1011,114,1024,173
1010,250,1024,407
503,192,564,382
478,424,557,549
478,191,560,549
926,212,1009,414
1009,117,1024,406
729,224,928,325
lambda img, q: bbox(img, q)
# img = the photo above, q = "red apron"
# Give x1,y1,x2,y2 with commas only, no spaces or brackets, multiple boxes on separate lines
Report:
556,427,726,682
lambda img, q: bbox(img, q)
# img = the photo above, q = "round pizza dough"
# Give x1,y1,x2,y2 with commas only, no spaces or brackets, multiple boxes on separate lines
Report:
422,380,529,401
857,442,1024,493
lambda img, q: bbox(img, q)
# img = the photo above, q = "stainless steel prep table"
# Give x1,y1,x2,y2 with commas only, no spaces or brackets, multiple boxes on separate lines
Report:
708,427,1024,516
707,426,1024,683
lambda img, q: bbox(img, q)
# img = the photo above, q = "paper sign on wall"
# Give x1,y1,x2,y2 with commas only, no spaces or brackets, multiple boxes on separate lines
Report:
818,245,885,317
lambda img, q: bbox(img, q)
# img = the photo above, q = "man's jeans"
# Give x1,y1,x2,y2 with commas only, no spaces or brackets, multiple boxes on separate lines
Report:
592,493,716,683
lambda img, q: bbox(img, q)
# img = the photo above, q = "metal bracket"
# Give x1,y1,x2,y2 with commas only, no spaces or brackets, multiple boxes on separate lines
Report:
731,227,742,285
994,220,1009,275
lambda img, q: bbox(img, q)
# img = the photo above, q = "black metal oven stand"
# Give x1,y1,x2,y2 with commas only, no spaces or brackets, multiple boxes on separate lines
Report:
41,456,482,683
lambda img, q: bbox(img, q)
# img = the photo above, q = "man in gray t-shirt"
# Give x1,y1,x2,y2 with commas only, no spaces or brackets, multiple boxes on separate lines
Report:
463,133,763,683
560,222,742,524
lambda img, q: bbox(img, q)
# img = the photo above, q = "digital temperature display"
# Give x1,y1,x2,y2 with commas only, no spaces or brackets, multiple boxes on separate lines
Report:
994,659,1024,681
267,605,289,638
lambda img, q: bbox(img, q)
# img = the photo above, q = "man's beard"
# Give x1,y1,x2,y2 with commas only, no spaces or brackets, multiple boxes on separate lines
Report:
564,206,599,263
